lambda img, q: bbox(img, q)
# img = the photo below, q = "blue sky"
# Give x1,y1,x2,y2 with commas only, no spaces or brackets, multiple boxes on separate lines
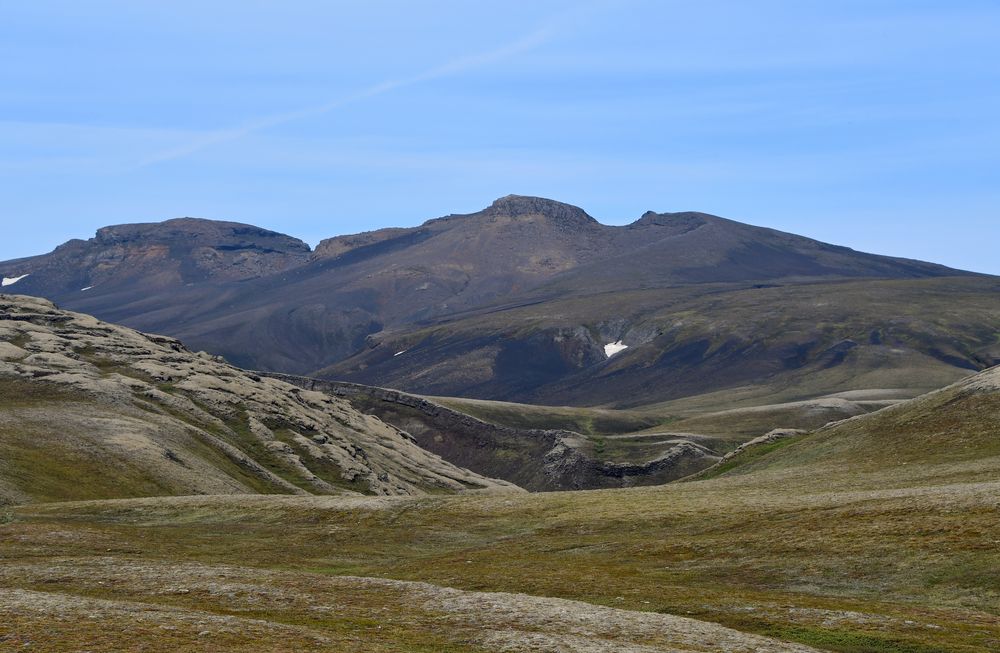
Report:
2,1,999,273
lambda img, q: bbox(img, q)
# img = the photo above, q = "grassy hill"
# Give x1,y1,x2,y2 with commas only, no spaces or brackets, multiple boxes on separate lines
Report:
0,294,512,504
702,362,1000,482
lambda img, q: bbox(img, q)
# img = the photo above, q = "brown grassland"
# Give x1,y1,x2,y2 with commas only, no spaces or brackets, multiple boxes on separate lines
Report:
3,376,999,653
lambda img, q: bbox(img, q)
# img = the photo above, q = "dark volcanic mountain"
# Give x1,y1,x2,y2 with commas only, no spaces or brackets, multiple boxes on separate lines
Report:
2,196,995,407
1,218,310,295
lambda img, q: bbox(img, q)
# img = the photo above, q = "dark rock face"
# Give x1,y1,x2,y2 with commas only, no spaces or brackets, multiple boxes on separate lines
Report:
481,194,599,227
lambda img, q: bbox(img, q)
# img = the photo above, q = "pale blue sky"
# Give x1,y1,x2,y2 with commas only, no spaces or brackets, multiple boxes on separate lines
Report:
2,1,999,273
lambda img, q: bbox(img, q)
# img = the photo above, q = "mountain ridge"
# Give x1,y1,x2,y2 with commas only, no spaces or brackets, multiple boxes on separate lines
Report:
1,196,993,406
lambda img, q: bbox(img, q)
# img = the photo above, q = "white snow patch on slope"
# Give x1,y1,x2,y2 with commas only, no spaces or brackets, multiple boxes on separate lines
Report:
604,341,628,357
2,274,29,287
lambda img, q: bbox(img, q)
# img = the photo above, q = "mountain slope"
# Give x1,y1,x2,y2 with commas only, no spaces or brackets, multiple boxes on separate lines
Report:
2,218,310,296
323,275,1000,406
0,294,514,504
535,208,964,294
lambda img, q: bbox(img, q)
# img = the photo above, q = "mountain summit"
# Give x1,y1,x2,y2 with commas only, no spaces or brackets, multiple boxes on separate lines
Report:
1,217,310,298
481,194,600,225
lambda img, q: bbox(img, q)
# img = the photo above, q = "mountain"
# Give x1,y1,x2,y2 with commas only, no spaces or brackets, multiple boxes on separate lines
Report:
0,294,513,504
2,196,994,407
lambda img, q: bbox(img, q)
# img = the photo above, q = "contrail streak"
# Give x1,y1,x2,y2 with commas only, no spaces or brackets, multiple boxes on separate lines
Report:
139,28,553,166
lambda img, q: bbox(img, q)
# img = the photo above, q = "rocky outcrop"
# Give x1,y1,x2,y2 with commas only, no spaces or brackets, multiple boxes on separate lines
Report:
719,428,806,464
0,294,516,504
480,194,601,227
312,227,414,260
0,218,311,299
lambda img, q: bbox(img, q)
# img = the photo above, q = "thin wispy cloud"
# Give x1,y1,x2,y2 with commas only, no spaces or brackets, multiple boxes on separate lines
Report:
138,28,553,167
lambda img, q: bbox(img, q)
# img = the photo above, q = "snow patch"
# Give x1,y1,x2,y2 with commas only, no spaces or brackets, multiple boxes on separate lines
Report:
80,286,93,292
604,341,628,357
394,350,407,357
2,274,29,287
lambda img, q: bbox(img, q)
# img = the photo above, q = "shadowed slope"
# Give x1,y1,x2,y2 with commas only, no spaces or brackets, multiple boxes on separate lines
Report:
324,276,1000,406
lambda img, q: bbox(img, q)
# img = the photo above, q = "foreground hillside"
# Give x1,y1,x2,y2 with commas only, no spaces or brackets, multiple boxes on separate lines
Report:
2,364,999,650
3,197,995,408
0,294,511,504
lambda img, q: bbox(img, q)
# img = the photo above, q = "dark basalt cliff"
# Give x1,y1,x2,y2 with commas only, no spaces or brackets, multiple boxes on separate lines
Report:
1,217,311,297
